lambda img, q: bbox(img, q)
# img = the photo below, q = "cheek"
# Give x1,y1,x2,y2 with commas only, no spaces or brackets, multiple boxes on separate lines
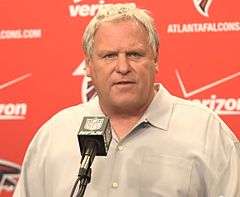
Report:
91,68,111,90
90,61,113,79
89,64,102,80
148,65,157,81
139,67,156,83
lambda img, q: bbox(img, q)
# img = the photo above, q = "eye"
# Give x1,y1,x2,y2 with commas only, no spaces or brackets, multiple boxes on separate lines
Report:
127,52,143,59
103,53,117,59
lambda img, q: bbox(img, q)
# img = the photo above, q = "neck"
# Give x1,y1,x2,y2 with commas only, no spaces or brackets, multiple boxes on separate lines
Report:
101,104,145,139
98,92,156,139
110,116,142,139
99,95,152,120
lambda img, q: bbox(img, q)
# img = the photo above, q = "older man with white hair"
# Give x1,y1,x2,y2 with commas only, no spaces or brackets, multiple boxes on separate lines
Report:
14,3,240,197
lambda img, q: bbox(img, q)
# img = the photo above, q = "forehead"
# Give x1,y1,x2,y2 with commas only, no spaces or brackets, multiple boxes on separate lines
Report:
93,20,149,49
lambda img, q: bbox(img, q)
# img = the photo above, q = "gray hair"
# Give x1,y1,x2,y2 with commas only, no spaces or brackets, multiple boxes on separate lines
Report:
82,3,159,59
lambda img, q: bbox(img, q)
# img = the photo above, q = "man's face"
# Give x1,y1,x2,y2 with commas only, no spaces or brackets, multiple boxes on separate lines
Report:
87,20,158,114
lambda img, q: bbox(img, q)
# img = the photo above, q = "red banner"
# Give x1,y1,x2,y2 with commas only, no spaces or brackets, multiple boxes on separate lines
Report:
0,0,239,196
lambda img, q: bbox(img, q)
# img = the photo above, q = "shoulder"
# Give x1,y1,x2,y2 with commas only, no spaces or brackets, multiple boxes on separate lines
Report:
29,99,100,147
21,100,99,161
168,94,238,148
47,102,89,125
172,95,214,117
43,99,100,129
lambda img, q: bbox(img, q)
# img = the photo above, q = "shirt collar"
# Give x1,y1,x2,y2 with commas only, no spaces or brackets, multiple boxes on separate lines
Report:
85,84,174,131
140,84,174,131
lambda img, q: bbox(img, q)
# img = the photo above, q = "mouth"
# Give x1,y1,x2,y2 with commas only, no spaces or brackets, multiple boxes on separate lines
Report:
113,81,135,85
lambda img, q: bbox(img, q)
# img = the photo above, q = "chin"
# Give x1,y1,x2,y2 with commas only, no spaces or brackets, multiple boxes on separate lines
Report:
111,98,141,110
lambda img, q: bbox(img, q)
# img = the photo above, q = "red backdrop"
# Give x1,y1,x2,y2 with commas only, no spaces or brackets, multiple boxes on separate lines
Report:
0,0,239,196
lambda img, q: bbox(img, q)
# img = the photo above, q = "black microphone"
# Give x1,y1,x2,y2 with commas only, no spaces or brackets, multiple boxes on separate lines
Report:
70,116,112,197
78,116,112,157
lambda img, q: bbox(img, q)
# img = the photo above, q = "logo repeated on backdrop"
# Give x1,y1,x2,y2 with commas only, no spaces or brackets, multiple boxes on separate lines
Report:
0,29,42,40
68,0,136,17
175,69,240,115
0,103,27,120
160,0,240,120
0,74,31,91
73,60,96,102
193,0,213,17
167,0,240,33
0,160,20,194
167,22,240,33
0,74,31,120
68,0,106,17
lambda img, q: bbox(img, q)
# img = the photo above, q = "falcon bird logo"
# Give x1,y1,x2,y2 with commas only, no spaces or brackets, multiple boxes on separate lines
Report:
193,0,213,17
0,160,21,193
73,60,97,102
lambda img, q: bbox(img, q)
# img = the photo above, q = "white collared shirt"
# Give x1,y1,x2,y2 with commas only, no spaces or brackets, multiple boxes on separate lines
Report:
14,85,240,197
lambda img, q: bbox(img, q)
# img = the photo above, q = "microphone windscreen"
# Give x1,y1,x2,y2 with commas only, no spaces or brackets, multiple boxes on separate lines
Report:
78,116,112,156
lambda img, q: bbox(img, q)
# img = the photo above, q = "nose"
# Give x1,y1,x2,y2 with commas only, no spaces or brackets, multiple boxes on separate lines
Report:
115,53,131,75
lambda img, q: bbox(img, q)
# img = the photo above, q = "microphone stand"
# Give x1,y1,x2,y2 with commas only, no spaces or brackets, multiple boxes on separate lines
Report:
75,168,91,197
70,141,96,197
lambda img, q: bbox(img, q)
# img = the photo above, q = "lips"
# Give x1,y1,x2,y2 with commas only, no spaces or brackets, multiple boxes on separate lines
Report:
113,81,136,86
115,81,135,84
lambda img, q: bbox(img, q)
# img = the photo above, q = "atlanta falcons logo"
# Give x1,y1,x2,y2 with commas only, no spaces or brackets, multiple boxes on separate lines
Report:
0,160,21,193
193,0,213,17
81,76,97,102
72,60,97,102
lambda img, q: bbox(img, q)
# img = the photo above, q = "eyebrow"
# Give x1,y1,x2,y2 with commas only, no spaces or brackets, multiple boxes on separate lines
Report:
97,48,146,55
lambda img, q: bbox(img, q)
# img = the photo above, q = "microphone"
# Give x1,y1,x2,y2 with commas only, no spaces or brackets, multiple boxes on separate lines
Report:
78,116,112,157
70,116,112,197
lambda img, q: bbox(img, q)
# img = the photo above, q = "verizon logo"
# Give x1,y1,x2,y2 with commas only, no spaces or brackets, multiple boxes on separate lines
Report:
176,69,240,115
192,95,240,115
0,103,27,120
69,0,105,17
0,73,31,91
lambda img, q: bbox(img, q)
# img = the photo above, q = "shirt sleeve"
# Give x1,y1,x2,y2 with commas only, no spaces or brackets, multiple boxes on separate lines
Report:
211,141,240,196
208,116,240,197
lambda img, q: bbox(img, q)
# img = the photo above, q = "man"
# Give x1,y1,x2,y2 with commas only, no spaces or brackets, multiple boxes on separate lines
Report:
14,3,240,197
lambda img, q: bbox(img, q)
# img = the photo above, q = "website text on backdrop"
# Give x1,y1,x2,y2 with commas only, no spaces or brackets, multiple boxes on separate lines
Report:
13,3,240,197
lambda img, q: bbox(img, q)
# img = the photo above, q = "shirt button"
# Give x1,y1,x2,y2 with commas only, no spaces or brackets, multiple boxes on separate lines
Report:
118,146,123,151
112,182,119,188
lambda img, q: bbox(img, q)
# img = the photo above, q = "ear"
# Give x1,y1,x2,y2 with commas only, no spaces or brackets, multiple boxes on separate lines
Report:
154,55,159,73
85,58,92,77
154,63,159,73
